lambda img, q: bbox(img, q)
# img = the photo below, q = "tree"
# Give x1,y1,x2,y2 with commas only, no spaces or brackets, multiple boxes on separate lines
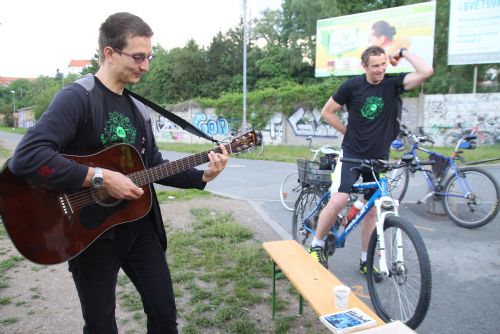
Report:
81,51,100,75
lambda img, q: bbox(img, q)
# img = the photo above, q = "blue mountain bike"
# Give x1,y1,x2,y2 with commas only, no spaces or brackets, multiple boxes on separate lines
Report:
292,156,432,329
388,125,499,228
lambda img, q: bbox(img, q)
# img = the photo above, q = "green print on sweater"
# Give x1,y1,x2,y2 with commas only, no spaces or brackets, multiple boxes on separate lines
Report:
100,112,137,145
361,97,384,120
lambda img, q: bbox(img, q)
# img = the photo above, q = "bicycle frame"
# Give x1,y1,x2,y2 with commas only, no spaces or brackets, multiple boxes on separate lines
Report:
407,142,475,203
300,173,401,276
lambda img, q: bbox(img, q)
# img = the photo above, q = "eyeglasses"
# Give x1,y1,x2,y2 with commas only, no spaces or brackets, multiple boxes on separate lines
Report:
113,48,154,64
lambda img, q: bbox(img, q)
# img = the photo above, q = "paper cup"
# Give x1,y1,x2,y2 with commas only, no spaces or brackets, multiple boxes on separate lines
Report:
333,285,350,310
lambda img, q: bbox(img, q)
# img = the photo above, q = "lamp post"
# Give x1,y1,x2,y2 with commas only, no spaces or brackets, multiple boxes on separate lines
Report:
56,68,64,89
10,90,16,129
242,0,248,132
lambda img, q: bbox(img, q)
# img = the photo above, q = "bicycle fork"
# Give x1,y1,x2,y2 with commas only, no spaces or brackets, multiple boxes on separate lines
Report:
374,196,400,276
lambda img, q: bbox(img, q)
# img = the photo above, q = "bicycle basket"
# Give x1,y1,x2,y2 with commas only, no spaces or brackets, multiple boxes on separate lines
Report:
429,153,450,179
297,159,332,188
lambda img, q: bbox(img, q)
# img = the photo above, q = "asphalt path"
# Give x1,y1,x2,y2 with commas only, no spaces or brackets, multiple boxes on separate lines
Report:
1,131,499,333
179,149,500,334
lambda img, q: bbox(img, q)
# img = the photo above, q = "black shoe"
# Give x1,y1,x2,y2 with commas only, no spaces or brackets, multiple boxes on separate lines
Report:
360,260,383,282
308,245,328,269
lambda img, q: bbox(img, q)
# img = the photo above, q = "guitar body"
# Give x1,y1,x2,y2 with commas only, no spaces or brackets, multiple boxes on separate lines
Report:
0,144,152,265
0,130,260,265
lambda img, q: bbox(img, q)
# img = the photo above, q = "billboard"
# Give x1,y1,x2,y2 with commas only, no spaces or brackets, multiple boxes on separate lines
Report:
448,0,500,65
315,2,436,77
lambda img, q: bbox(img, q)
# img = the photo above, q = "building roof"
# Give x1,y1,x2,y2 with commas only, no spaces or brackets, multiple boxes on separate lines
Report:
0,76,35,86
68,59,92,68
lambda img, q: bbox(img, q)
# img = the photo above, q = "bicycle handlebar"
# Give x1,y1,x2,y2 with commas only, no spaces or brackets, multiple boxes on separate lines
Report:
310,145,341,160
400,125,434,144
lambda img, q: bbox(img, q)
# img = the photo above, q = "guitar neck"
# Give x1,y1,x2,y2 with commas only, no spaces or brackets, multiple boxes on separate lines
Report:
128,145,225,187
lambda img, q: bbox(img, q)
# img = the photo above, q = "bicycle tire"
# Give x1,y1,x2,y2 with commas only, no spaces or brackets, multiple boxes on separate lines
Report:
366,215,431,329
383,164,410,210
279,171,301,211
442,167,500,228
292,187,325,248
444,131,461,147
479,131,495,146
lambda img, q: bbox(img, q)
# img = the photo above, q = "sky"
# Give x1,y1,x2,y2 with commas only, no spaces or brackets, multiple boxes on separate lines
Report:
0,0,283,78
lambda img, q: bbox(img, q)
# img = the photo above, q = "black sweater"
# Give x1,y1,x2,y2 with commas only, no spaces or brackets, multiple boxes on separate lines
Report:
9,75,206,250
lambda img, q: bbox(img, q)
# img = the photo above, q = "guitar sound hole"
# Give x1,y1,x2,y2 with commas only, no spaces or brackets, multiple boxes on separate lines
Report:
91,189,122,207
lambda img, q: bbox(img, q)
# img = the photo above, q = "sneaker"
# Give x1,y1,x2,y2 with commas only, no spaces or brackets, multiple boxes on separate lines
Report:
360,260,383,283
308,245,328,269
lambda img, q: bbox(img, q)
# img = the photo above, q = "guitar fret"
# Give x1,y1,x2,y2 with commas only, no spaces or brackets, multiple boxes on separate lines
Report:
119,131,255,188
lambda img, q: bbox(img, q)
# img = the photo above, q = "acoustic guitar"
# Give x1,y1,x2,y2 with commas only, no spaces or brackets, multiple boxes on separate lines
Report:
0,130,260,265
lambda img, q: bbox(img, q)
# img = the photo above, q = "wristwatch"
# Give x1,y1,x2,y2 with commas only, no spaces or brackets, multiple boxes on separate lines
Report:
91,167,104,189
399,47,407,58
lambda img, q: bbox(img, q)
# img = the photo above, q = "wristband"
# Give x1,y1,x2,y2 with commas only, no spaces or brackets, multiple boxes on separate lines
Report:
399,47,407,58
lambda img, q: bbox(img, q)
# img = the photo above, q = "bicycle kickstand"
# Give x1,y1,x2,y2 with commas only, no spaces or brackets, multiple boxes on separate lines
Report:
416,192,434,205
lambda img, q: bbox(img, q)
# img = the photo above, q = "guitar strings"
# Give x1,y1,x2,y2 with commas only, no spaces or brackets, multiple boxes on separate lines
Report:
64,148,222,210
62,135,254,210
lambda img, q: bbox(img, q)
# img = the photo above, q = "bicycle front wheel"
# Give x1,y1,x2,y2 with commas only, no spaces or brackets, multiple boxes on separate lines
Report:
280,171,301,211
443,167,500,228
366,216,431,329
292,187,325,248
383,165,410,210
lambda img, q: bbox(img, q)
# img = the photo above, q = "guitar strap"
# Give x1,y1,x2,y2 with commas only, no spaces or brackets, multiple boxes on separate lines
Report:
124,89,219,144
75,74,218,144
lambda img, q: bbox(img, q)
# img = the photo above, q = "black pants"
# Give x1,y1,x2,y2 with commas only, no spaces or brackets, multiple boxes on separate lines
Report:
68,220,178,333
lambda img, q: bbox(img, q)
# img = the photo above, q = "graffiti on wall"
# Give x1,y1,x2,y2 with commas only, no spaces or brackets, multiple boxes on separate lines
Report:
259,114,283,145
193,112,230,136
423,93,500,145
152,114,184,142
288,108,343,137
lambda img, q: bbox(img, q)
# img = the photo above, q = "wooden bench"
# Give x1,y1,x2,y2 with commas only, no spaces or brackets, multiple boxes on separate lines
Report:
263,239,385,327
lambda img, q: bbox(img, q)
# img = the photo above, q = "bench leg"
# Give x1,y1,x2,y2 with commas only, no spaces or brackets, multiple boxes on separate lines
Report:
272,262,302,318
272,262,277,319
299,295,304,315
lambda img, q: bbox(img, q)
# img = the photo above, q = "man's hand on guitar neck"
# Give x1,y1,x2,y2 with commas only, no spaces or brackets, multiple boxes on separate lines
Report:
84,167,145,200
202,144,229,183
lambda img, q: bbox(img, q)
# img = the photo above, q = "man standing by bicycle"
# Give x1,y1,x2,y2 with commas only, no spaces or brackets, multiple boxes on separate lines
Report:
308,46,433,278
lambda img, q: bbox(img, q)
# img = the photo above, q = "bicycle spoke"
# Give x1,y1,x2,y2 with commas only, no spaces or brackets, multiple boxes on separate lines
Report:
443,168,499,228
367,216,431,329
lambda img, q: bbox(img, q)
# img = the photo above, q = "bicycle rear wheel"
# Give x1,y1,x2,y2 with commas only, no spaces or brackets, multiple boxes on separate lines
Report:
366,216,431,329
292,187,325,247
383,165,410,210
444,131,461,147
280,171,301,211
442,167,500,228
478,131,495,146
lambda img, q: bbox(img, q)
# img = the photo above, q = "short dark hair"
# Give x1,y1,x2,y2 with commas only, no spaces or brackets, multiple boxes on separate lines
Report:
361,46,386,66
98,12,154,60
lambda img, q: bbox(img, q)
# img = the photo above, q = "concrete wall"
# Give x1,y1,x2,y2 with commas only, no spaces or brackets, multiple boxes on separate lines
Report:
151,93,500,147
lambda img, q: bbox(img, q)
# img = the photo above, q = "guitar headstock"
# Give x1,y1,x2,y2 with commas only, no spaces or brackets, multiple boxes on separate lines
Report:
228,130,262,154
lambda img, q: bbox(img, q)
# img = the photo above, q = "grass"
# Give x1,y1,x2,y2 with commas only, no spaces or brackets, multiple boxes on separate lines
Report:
158,141,500,164
161,192,305,333
0,146,9,160
156,189,212,202
0,127,27,135
0,127,498,164
106,190,308,332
